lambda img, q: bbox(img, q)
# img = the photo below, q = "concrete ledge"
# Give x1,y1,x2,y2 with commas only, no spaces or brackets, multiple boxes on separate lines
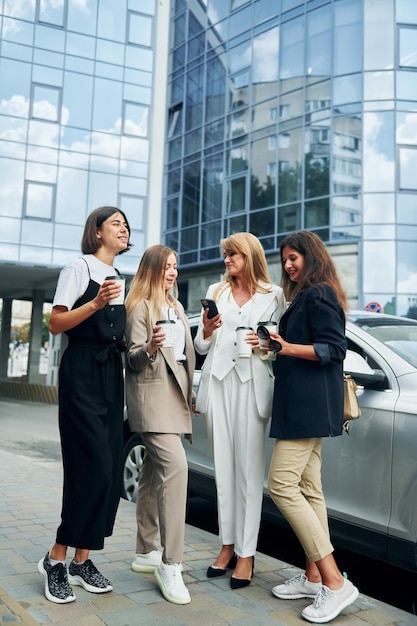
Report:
0,381,58,404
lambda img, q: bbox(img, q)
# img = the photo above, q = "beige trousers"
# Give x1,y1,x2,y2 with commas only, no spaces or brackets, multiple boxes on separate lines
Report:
267,437,334,563
135,431,188,564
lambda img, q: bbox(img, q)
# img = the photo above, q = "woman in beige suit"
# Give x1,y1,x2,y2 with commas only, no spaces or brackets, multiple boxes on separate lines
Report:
125,245,195,606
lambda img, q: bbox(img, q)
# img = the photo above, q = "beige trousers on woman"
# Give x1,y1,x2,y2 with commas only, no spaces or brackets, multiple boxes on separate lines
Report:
267,437,334,563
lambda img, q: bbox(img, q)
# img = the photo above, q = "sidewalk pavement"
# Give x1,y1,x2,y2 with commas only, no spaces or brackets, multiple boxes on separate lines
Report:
1,401,416,625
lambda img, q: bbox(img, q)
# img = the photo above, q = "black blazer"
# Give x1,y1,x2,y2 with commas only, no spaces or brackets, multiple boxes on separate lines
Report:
270,283,347,440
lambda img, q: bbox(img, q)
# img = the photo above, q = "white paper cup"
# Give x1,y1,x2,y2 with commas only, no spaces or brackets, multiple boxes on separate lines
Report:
105,275,125,306
236,326,253,358
156,320,176,348
257,320,277,349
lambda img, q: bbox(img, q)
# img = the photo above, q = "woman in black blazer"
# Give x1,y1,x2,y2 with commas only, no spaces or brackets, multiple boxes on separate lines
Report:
267,231,359,624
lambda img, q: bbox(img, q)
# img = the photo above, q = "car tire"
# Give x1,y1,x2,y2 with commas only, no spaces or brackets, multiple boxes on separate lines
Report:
121,433,146,502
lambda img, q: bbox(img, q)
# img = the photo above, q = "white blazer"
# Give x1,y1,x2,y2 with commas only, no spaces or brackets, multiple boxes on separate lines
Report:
194,281,285,418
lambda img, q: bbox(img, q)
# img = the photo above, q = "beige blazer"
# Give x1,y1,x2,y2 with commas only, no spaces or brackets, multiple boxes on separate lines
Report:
125,299,195,436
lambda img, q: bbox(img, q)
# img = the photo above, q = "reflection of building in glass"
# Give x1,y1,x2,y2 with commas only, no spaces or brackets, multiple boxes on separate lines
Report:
164,0,417,318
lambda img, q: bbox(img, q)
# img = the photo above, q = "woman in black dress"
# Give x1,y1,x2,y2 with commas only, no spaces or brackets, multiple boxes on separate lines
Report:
38,206,131,604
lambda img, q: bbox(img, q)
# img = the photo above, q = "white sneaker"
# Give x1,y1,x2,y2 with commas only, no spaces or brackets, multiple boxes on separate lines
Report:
272,572,321,599
154,562,191,605
301,578,359,623
131,550,162,573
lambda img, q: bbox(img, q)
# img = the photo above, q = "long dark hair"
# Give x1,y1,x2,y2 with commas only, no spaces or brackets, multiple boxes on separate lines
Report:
280,231,347,310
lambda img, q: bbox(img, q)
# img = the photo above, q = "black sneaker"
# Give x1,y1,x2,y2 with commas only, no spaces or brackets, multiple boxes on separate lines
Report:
37,552,76,604
68,559,113,593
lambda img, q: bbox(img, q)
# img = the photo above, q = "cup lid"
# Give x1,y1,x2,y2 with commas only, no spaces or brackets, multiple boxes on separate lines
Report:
257,320,275,325
235,326,253,330
105,274,125,280
156,319,176,324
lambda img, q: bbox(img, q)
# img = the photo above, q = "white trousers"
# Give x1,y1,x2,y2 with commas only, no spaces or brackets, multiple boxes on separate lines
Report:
205,368,268,557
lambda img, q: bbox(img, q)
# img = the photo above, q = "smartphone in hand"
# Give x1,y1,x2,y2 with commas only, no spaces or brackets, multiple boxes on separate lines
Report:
200,298,219,319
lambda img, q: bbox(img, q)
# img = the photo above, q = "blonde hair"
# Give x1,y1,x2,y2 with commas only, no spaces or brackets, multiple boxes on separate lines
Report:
213,232,273,300
125,245,178,322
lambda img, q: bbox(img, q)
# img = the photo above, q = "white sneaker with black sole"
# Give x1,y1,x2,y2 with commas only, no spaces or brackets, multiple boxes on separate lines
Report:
131,549,162,573
154,562,191,605
37,552,76,604
272,572,321,599
301,578,359,623
68,559,113,593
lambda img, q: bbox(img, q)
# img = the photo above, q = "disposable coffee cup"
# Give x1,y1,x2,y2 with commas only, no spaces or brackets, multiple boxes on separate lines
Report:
156,320,175,348
105,275,125,305
257,320,277,349
235,326,253,358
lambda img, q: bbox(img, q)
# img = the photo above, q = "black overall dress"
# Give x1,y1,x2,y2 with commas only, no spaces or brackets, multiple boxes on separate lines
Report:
56,264,126,550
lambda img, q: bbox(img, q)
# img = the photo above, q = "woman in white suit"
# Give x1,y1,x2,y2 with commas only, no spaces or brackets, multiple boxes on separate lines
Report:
195,232,285,589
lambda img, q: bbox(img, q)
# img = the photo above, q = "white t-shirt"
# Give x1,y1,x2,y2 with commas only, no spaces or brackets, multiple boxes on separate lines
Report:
53,254,118,310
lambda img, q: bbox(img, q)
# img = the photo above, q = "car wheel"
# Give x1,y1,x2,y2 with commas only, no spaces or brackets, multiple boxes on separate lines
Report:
122,433,145,502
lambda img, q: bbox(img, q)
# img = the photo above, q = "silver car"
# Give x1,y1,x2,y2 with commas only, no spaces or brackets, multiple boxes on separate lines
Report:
122,311,417,573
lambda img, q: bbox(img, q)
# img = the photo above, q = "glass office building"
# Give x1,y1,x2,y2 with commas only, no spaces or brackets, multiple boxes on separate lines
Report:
0,0,168,383
0,0,161,276
164,0,417,317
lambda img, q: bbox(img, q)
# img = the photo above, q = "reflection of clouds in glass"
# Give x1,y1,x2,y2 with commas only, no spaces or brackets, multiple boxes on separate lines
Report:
363,112,395,192
6,0,89,14
399,148,417,190
1,94,148,164
253,29,279,83
397,113,417,144
0,95,29,123
398,272,417,294
362,240,395,292
3,0,35,20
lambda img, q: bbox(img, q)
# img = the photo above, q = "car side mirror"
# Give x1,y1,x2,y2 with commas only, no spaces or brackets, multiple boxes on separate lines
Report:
344,349,387,389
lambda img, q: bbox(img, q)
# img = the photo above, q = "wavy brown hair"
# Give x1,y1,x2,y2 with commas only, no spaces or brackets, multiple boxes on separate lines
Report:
213,232,273,300
125,245,179,322
280,231,347,310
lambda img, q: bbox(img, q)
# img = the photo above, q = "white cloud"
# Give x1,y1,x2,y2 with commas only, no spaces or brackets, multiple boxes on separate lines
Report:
363,112,395,192
397,113,417,144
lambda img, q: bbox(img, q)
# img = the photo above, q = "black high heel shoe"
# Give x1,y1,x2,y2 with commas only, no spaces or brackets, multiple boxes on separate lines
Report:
207,553,237,578
230,556,255,589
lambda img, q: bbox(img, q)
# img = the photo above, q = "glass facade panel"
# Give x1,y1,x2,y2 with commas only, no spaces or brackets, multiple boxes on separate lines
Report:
334,0,362,76
278,127,303,204
399,26,417,68
399,147,417,190
362,240,395,292
397,0,417,24
364,72,394,102
128,13,152,46
251,136,276,209
363,111,395,192
227,176,247,213
397,242,417,299
363,0,394,71
306,5,331,79
39,0,65,27
363,193,395,223
202,154,223,221
25,182,54,219
252,27,279,88
280,16,304,82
